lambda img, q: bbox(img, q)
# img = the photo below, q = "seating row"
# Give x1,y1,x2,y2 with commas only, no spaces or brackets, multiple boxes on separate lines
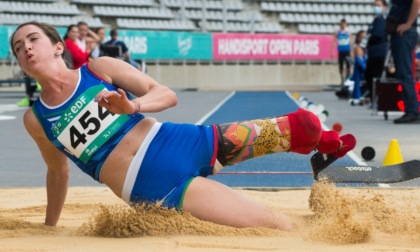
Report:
70,0,154,7
163,0,243,11
0,1,80,15
298,23,367,34
116,18,196,31
259,0,373,4
183,9,263,22
0,13,105,27
93,6,174,19
280,13,375,25
203,20,282,33
261,2,374,14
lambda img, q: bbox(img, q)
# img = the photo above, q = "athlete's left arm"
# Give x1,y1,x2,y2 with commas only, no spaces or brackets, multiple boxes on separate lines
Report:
89,57,177,114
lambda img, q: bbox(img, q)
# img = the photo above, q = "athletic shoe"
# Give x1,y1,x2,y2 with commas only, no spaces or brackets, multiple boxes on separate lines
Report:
393,113,420,124
16,97,29,107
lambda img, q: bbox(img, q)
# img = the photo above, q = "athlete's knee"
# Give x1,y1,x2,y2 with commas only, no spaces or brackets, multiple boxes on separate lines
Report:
288,108,322,154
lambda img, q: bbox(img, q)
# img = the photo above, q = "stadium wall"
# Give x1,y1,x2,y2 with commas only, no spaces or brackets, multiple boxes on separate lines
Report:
147,61,339,90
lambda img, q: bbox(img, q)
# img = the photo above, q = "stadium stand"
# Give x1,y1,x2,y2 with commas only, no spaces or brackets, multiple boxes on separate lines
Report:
72,0,155,7
0,0,283,33
260,0,375,34
0,1,80,15
0,13,105,27
1,0,419,34
0,0,386,88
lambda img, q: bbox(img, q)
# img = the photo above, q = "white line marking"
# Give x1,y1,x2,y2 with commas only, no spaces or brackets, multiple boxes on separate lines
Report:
0,115,16,121
195,91,236,125
0,104,25,113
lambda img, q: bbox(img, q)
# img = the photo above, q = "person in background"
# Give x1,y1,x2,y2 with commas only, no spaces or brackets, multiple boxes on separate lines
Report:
91,27,106,59
16,74,39,107
88,27,106,59
63,24,91,69
332,19,352,85
364,0,388,105
76,21,100,53
85,33,100,59
350,30,367,106
104,28,142,72
388,0,420,123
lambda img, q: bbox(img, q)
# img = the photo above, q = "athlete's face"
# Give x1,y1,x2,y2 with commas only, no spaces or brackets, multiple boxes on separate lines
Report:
12,25,62,75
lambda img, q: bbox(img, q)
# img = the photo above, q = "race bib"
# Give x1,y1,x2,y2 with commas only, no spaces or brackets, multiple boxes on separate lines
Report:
52,85,129,163
338,38,350,46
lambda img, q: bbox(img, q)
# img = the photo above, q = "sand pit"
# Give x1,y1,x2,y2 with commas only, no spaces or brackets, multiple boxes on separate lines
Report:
0,183,419,252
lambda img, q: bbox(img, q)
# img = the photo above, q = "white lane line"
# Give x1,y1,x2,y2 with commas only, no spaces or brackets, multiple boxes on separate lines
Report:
0,104,26,121
0,104,25,113
0,115,16,121
195,91,236,125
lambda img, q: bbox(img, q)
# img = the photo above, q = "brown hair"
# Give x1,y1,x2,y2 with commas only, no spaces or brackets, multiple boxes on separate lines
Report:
9,21,65,58
355,30,365,45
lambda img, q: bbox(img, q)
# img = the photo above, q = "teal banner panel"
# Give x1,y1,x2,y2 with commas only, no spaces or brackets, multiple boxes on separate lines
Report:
1,25,66,59
0,26,18,59
1,25,211,60
115,30,212,60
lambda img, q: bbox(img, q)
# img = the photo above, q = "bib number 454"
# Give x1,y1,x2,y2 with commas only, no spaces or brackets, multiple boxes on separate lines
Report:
69,105,113,149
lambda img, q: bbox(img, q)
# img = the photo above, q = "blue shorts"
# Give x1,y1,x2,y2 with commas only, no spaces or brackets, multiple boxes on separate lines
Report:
123,122,218,210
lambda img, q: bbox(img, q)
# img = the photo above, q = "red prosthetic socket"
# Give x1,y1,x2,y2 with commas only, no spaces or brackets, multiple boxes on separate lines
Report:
288,108,322,154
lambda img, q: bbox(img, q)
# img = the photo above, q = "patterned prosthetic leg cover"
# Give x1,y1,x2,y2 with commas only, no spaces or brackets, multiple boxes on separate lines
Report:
216,116,291,167
215,109,322,174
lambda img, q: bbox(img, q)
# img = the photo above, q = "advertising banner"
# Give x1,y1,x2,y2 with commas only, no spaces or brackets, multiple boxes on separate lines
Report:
213,33,337,60
116,30,212,60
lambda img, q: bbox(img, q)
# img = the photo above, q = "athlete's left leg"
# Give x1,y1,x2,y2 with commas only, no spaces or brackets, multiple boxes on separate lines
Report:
182,176,294,230
214,109,355,173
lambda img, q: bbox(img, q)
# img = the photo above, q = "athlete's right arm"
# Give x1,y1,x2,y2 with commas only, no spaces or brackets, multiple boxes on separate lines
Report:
23,109,69,226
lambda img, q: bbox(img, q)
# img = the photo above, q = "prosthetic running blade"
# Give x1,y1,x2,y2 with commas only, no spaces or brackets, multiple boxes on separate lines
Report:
312,157,420,183
310,151,340,179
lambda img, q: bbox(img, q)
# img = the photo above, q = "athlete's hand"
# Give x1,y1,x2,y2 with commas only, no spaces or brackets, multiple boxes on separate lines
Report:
94,88,136,114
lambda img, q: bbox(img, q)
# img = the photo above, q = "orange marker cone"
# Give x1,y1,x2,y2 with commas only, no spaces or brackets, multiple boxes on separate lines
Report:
382,139,404,166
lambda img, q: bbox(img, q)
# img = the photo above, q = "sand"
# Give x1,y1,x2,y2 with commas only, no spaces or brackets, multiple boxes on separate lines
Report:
0,183,419,252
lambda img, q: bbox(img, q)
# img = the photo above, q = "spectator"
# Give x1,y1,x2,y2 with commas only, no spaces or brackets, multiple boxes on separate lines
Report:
63,24,90,69
388,0,420,123
76,21,100,53
332,19,352,85
90,27,106,59
364,0,388,104
350,30,367,106
86,33,100,59
95,27,106,43
104,29,142,71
